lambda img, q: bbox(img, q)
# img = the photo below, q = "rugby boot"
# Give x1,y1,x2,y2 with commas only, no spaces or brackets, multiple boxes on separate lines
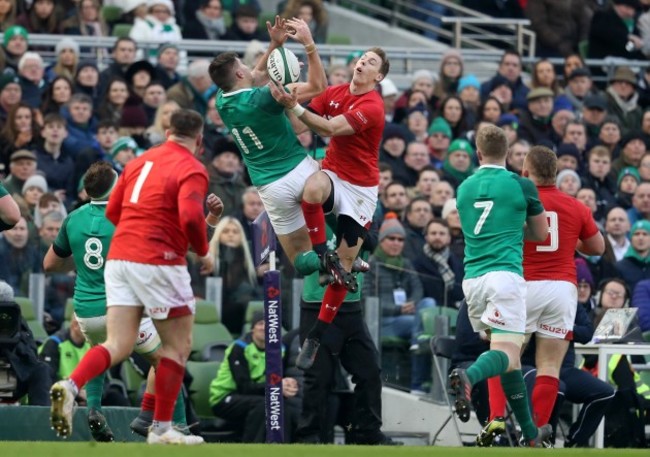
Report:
476,416,506,447
50,380,76,438
519,424,553,448
296,337,320,370
448,368,472,423
88,408,114,442
321,250,357,292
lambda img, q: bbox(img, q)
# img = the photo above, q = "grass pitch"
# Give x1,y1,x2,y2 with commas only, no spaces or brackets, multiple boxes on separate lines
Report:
3,442,648,457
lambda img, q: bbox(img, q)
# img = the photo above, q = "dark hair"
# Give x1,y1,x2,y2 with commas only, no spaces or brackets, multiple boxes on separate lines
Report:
385,180,406,193
1,103,37,145
406,196,431,214
43,113,66,128
378,161,392,173
112,37,136,53
478,96,504,123
499,49,521,65
97,119,119,131
234,4,259,18
418,165,439,177
525,145,557,185
28,0,59,34
209,52,238,92
69,92,93,107
425,217,449,233
366,46,390,77
84,161,116,199
41,75,73,115
38,192,60,208
169,109,203,138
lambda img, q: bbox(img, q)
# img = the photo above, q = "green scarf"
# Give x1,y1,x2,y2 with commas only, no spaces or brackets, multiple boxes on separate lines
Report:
373,245,405,270
442,156,474,185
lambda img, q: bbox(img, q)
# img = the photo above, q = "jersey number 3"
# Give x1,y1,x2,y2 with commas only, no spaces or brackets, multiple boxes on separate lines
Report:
473,201,493,235
536,211,558,252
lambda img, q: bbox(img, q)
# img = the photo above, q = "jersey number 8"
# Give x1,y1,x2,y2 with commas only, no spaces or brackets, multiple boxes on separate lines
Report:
84,237,104,270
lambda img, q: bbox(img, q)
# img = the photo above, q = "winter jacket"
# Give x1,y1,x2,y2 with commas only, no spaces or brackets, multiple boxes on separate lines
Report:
61,106,100,158
411,248,464,308
526,0,590,57
588,7,646,60
616,247,650,293
631,278,650,332
363,256,424,317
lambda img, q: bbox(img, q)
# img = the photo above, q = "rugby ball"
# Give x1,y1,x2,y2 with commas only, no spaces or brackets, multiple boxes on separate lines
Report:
267,47,301,85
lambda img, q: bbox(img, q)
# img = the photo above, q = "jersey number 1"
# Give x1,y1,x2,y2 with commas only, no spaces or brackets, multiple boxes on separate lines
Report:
536,211,558,252
473,201,493,235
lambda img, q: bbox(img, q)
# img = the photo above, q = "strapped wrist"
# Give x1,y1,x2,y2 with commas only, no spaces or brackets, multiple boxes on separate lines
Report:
291,104,305,117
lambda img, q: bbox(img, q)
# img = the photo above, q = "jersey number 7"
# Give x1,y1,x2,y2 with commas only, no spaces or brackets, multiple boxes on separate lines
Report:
473,200,493,235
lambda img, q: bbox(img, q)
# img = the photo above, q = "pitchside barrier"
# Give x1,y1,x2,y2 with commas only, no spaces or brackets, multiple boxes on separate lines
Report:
252,211,284,443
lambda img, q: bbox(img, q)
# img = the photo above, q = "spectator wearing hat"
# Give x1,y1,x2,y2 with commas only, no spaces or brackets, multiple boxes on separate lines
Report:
441,138,474,189
379,124,409,184
557,168,582,196
525,0,590,58
44,37,80,83
556,143,581,172
582,94,609,144
119,99,151,149
223,4,266,41
629,178,650,224
616,166,641,209
589,0,645,61
402,142,432,188
74,61,100,106
15,0,62,35
457,74,481,126
612,131,646,177
154,43,181,90
0,73,23,126
36,113,75,206
61,0,108,37
2,25,28,73
497,113,519,146
426,117,451,169
184,0,227,40
605,206,631,262
480,50,529,112
433,49,464,101
582,145,618,216
130,0,182,48
110,136,138,175
393,69,437,125
485,74,514,113
61,93,99,158
606,67,643,134
378,77,399,122
576,257,597,313
98,37,137,98
518,87,555,145
124,60,155,100
405,103,430,143
3,149,36,196
363,212,435,393
167,59,215,117
20,173,47,216
616,219,650,291
139,81,166,125
208,138,247,219
565,68,597,112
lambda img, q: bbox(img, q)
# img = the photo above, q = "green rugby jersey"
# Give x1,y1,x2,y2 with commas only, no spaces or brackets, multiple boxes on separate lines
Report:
53,202,114,318
216,86,307,187
0,182,8,198
456,165,544,279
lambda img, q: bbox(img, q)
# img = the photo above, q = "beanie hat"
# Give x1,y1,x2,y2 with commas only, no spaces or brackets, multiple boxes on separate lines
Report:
55,37,80,57
441,49,463,70
457,74,480,93
441,198,457,220
448,139,474,157
382,123,407,142
157,42,179,57
575,257,594,289
556,169,581,189
120,104,149,128
556,143,581,162
250,311,264,328
412,69,436,85
0,73,20,92
147,0,175,14
620,131,646,149
428,116,452,137
111,136,137,157
346,50,363,66
496,113,519,129
4,25,28,47
379,212,406,242
632,219,650,234
617,166,641,187
408,103,430,119
22,174,48,194
379,78,399,97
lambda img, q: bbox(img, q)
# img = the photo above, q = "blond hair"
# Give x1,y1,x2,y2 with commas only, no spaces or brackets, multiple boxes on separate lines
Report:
476,124,508,160
208,216,257,284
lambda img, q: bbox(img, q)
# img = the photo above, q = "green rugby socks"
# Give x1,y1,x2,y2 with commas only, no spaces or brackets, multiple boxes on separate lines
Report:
501,370,537,440
86,372,105,410
466,350,509,385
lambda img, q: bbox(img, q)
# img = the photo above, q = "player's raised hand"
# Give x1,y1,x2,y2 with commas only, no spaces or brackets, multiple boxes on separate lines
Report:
267,15,287,46
206,193,224,219
284,18,313,45
269,78,299,109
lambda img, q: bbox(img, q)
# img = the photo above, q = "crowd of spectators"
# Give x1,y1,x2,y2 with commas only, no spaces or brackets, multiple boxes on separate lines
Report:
0,0,649,444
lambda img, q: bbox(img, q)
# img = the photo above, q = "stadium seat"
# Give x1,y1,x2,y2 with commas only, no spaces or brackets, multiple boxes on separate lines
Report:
190,322,232,361
13,297,47,343
244,300,264,324
326,34,352,45
101,5,123,24
195,299,219,324
201,340,231,362
111,23,133,38
185,360,220,418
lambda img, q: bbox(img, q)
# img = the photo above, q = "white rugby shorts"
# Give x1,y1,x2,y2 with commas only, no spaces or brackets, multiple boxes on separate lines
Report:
76,313,161,355
463,271,527,334
257,155,320,235
321,169,377,228
105,260,196,319
525,280,577,339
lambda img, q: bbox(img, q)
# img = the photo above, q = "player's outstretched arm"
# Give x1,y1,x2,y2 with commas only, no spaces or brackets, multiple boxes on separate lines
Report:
0,193,20,230
269,79,355,137
524,212,549,242
43,245,75,273
284,18,327,104
577,231,605,256
251,15,288,86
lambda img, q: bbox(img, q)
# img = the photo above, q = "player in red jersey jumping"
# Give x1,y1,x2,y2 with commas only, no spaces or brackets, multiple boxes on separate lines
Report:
270,47,389,369
48,110,214,445
478,145,605,446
